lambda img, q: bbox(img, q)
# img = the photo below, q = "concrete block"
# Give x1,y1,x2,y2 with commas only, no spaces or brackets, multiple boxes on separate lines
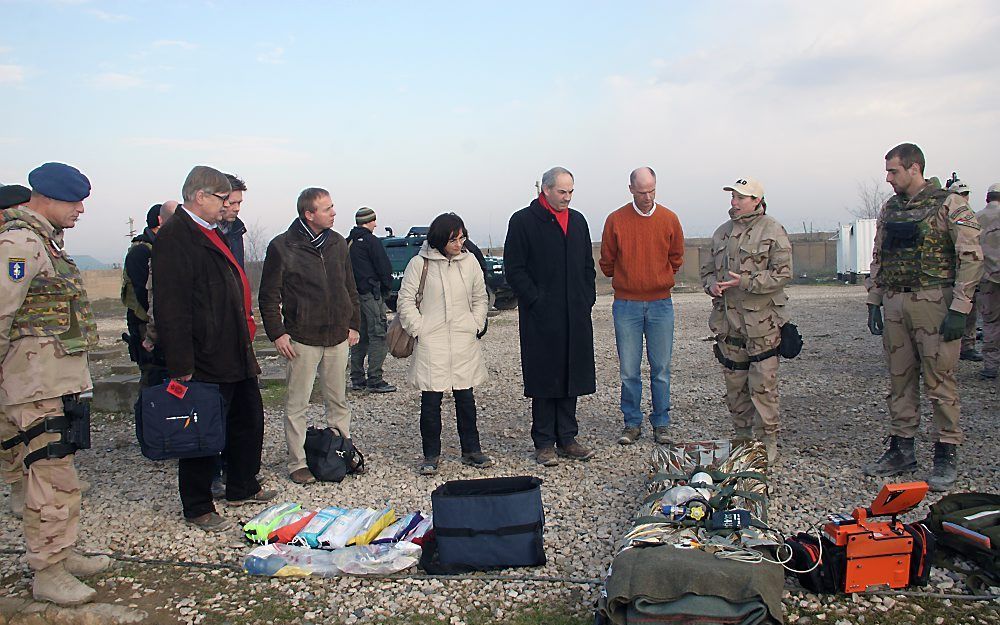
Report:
93,374,140,413
109,363,138,375
89,347,124,362
256,346,279,358
259,372,285,387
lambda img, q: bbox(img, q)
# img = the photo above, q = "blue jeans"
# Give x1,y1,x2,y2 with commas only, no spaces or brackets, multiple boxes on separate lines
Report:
612,297,674,428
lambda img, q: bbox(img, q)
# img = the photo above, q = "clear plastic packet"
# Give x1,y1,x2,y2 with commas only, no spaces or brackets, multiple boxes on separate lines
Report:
350,506,396,546
372,512,424,544
404,514,433,545
317,507,374,550
242,541,421,577
291,506,347,548
242,502,301,543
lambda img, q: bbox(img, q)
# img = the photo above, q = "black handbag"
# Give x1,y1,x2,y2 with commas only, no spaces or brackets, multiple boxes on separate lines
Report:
134,380,225,460
303,427,365,482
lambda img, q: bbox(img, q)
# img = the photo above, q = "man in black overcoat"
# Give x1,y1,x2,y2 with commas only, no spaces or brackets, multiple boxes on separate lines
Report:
503,166,597,466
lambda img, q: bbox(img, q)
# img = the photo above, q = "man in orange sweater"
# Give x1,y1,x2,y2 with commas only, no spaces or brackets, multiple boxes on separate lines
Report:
600,167,685,445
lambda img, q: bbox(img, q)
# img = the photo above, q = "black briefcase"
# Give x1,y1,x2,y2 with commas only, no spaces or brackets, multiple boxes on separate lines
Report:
135,380,225,460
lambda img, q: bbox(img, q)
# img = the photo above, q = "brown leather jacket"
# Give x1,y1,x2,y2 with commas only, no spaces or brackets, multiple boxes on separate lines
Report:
258,220,360,347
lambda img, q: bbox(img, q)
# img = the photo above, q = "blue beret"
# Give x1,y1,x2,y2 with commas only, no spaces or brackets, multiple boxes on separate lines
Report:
28,162,91,202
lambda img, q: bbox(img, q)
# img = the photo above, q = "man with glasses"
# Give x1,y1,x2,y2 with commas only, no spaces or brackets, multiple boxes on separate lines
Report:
153,166,275,531
600,167,685,446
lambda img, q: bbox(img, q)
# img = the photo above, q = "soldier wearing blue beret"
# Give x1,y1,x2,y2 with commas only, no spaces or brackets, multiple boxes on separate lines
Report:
0,162,109,605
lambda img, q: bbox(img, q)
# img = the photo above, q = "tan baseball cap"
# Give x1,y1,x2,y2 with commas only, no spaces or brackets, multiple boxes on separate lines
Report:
723,177,765,198
988,182,1000,194
948,179,970,195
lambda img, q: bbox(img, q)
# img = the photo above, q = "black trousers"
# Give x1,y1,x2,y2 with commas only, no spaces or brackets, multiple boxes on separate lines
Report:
530,396,579,450
419,388,481,459
179,377,264,518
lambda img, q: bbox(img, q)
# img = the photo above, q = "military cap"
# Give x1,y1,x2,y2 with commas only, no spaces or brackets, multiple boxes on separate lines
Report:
948,179,970,195
988,183,1000,195
0,184,31,209
27,162,91,202
723,177,765,198
356,206,377,225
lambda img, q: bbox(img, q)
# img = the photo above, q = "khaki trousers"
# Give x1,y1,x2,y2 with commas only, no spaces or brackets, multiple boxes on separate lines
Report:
980,281,1000,371
0,398,80,570
284,339,351,473
718,338,780,436
962,290,979,352
882,289,962,444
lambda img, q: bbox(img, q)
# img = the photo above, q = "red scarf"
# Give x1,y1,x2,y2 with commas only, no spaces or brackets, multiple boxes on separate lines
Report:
538,193,568,235
198,225,256,341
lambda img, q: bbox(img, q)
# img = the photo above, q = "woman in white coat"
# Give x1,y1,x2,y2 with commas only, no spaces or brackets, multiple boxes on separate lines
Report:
396,213,492,474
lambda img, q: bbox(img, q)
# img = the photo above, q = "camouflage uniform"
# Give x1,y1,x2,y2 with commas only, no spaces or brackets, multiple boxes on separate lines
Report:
978,200,1000,373
0,206,96,571
700,206,792,438
866,182,983,444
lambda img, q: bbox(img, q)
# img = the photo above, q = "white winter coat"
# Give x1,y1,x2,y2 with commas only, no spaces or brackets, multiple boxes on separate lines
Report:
396,243,489,392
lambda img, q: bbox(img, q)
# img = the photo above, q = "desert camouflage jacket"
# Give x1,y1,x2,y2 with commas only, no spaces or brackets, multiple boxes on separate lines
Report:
700,207,793,341
866,181,983,314
979,201,1000,284
0,207,93,406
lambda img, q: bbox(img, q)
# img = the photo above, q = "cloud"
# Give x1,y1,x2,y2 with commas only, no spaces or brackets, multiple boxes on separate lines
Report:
92,72,169,91
256,45,285,65
0,64,25,84
152,40,198,51
87,9,131,22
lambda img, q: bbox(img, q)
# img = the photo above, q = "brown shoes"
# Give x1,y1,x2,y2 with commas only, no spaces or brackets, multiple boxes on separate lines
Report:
534,447,559,467
557,440,595,461
290,468,316,484
617,427,641,445
185,512,234,532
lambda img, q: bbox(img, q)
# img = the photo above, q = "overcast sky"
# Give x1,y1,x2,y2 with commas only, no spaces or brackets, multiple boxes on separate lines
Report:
2,0,998,262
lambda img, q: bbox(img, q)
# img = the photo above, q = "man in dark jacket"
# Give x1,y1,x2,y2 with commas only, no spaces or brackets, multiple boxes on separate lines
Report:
347,207,396,393
121,204,161,371
503,167,597,466
218,173,247,268
152,166,275,532
259,188,361,484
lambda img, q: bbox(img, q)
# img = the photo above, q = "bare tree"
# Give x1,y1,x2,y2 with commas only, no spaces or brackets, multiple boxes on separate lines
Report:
847,178,890,220
243,218,271,294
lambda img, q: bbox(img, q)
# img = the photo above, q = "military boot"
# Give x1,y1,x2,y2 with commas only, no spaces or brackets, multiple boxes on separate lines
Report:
761,433,779,465
64,551,111,577
732,427,754,443
928,442,958,492
32,561,96,606
863,436,917,477
9,479,24,519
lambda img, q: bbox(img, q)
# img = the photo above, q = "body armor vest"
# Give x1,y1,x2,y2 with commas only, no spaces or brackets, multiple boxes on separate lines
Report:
0,208,99,354
120,240,152,321
878,188,956,290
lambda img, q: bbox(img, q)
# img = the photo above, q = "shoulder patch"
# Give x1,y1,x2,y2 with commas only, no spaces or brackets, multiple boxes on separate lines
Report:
8,258,26,282
950,206,981,230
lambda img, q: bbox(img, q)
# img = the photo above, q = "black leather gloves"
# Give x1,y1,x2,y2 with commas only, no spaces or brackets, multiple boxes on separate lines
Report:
867,304,883,336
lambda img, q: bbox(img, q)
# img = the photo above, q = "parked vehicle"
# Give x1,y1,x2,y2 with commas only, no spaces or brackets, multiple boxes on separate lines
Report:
380,227,517,311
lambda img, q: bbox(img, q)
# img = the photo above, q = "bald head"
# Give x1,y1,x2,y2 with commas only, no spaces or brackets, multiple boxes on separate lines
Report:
159,200,179,225
629,167,657,213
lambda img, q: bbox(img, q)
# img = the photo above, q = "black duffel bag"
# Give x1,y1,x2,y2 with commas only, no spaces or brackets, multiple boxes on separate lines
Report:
778,322,804,359
303,427,365,482
422,476,545,573
135,380,225,460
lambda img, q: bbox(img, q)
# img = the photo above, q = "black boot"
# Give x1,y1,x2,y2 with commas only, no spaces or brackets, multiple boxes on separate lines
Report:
863,436,917,477
928,442,958,492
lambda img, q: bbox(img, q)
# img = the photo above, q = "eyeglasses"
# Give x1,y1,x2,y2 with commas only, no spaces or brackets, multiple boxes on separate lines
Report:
203,191,230,203
448,235,468,244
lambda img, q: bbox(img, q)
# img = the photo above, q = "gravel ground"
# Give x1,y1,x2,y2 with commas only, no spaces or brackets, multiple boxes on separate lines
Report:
1,285,998,624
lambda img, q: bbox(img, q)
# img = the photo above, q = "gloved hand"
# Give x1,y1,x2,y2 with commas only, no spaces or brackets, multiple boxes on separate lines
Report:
867,304,883,336
940,310,967,342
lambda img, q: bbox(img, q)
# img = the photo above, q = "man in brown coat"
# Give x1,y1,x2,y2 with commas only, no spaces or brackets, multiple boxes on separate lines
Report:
258,188,360,484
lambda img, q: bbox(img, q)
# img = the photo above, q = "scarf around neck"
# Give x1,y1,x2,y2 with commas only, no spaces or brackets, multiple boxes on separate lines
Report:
297,218,331,249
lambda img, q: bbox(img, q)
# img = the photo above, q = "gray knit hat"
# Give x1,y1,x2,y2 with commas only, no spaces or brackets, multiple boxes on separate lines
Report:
355,206,376,225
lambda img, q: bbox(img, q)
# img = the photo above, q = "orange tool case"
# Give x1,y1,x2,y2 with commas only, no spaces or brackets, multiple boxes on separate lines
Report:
821,482,929,593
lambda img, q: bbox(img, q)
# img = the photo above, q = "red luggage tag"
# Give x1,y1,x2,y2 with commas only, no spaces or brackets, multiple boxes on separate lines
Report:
167,380,189,399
